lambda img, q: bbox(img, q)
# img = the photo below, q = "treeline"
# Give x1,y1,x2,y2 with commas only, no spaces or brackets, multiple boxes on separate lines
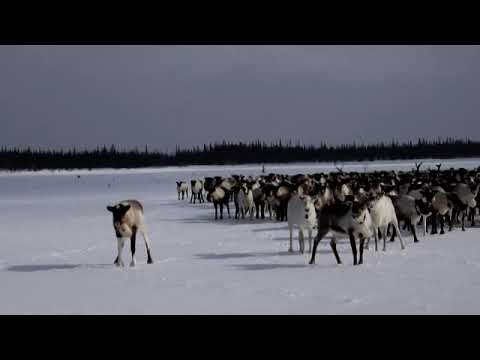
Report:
1,138,480,171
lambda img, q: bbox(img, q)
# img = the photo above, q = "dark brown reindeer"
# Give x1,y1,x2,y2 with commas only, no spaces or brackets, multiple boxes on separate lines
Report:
309,200,372,266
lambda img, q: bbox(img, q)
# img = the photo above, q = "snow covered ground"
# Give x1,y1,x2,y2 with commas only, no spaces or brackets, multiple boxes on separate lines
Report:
1,158,480,314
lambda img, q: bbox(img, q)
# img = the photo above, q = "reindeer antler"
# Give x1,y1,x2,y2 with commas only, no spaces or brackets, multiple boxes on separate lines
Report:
334,162,344,174
436,163,442,171
414,162,423,172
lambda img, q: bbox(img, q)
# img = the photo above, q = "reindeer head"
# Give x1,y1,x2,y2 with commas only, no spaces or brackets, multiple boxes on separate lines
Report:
414,198,432,217
107,203,132,237
107,203,131,221
351,200,369,225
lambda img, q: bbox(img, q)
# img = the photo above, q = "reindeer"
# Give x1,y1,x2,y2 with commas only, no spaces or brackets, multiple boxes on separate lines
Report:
207,184,231,220
176,181,189,200
190,179,204,204
287,194,317,253
309,200,373,266
365,193,405,252
107,200,153,267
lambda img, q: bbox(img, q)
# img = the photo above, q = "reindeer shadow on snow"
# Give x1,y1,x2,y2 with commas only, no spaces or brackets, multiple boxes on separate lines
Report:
6,263,111,272
175,212,277,226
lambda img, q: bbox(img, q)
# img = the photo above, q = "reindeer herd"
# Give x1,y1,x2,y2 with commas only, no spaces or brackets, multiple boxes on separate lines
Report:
105,162,479,268
175,163,480,266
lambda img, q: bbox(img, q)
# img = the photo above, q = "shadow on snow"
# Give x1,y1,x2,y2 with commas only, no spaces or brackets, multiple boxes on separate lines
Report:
6,263,112,272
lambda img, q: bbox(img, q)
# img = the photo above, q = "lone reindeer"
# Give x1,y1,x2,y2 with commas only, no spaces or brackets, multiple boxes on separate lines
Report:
107,200,154,267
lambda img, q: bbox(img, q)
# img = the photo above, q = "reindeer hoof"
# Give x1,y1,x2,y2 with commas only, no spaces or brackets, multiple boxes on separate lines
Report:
130,261,136,267
147,258,154,264
288,248,293,253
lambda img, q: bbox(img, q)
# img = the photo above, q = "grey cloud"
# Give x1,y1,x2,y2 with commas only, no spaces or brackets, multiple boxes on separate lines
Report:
1,45,479,151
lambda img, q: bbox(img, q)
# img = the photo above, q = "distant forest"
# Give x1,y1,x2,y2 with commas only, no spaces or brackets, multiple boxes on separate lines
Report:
1,138,480,171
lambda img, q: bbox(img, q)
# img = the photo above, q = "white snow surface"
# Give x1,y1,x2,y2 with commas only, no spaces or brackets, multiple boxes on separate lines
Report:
1,158,480,314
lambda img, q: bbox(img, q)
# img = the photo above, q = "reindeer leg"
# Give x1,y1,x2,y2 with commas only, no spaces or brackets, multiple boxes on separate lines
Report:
393,221,405,250
130,228,137,267
348,229,358,266
299,229,305,254
115,238,125,267
423,215,427,237
381,226,387,252
390,222,397,242
409,220,419,243
141,230,154,264
431,212,438,235
417,216,423,227
330,237,341,264
359,234,365,265
308,229,312,253
309,228,328,265
387,223,392,237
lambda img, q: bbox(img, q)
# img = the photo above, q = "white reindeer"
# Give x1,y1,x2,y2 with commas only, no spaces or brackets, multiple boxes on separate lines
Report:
236,183,255,220
176,181,189,200
366,194,405,252
287,194,317,254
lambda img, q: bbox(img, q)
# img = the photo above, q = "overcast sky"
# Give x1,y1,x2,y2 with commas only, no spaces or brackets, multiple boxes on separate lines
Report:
1,45,479,152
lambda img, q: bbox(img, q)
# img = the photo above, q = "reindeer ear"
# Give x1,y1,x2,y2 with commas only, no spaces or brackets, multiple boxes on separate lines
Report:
118,204,131,213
